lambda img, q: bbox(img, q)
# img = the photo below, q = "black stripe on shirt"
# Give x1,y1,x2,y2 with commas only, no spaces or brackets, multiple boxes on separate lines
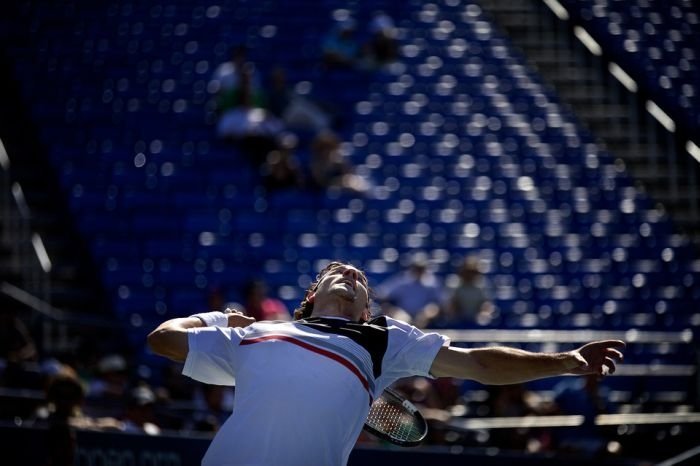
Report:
297,316,389,379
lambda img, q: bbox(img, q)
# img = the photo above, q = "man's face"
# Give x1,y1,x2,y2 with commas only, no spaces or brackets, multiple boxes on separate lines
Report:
313,263,370,318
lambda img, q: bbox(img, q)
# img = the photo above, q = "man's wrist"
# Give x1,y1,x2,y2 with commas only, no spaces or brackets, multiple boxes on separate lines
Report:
560,351,586,372
190,311,229,327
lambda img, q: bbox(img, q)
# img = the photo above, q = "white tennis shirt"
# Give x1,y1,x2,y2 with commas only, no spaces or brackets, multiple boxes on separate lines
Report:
183,315,449,466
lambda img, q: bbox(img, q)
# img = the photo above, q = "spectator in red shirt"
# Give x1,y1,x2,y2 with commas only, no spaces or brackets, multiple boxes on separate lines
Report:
241,280,291,321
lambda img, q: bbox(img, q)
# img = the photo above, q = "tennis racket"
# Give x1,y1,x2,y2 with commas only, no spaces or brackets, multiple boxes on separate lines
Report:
363,388,428,446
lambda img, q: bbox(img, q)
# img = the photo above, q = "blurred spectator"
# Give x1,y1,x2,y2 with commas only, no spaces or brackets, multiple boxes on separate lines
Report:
321,18,361,69
549,374,618,457
261,133,305,192
193,384,235,432
211,45,283,166
309,130,370,196
364,11,399,69
0,300,38,389
206,286,229,312
211,45,262,99
190,413,220,433
484,383,549,452
391,376,462,445
159,361,197,402
375,252,445,327
442,256,494,327
0,304,38,364
122,384,161,435
394,375,460,416
87,354,129,402
241,280,291,321
267,67,333,133
45,369,82,466
44,367,123,466
487,383,537,417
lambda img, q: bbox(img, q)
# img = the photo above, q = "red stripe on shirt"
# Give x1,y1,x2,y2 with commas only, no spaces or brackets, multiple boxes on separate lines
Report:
240,334,372,400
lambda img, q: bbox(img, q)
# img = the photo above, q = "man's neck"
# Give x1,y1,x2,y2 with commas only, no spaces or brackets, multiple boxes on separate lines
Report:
310,297,357,321
307,315,351,321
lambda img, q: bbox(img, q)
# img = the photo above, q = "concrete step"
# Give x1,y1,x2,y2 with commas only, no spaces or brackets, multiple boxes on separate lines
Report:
524,49,581,66
574,104,632,120
479,0,534,14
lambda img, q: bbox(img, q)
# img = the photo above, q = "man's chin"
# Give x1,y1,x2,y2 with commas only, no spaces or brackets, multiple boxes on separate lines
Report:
331,288,356,302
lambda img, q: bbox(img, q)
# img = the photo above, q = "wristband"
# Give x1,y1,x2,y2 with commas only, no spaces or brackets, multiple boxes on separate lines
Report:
190,311,229,327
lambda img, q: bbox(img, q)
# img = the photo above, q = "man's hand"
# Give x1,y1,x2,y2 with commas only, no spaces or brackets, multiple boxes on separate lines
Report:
568,340,626,377
224,308,256,328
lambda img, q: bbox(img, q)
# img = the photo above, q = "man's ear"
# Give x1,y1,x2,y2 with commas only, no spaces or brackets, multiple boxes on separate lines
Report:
361,307,371,322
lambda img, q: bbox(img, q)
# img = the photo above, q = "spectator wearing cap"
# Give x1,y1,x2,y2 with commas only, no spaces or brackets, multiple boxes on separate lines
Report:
122,384,161,435
87,354,129,402
374,252,446,328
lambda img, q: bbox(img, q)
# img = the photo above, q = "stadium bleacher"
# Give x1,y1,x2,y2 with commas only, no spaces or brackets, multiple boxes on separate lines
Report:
1,0,699,463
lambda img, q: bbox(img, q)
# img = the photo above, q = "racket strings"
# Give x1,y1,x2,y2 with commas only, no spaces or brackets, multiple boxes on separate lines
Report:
366,397,423,442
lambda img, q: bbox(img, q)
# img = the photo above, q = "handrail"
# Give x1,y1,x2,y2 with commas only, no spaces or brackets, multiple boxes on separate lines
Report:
1,281,63,320
0,138,9,170
656,445,700,466
1,281,122,329
449,411,700,430
11,182,31,219
0,136,52,302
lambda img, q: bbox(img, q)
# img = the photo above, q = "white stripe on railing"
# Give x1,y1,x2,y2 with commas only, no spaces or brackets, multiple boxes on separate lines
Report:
440,328,694,344
451,412,700,430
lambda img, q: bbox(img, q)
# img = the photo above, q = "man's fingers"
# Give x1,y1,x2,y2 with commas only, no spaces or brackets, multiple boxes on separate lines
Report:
603,356,616,375
575,340,626,377
607,348,624,362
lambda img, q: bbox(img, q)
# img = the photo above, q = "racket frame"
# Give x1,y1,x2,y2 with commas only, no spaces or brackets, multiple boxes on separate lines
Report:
363,387,428,447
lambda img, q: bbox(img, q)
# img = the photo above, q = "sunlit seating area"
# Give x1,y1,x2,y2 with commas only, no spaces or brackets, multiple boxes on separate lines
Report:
0,0,698,463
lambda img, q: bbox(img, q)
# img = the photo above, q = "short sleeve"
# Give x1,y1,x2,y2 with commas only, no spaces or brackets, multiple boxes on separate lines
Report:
182,326,245,386
379,317,450,384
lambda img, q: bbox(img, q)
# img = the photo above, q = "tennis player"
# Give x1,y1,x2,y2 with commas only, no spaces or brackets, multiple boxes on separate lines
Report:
148,261,624,466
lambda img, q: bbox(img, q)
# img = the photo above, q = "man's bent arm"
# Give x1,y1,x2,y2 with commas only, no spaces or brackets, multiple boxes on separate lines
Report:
147,317,205,362
430,340,625,385
147,311,256,362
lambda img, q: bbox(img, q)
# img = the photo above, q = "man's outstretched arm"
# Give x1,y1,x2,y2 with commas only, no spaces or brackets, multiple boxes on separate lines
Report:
147,311,255,362
430,340,625,385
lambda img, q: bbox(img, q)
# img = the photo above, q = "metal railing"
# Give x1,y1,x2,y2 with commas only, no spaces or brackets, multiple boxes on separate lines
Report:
0,137,56,350
0,137,51,302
